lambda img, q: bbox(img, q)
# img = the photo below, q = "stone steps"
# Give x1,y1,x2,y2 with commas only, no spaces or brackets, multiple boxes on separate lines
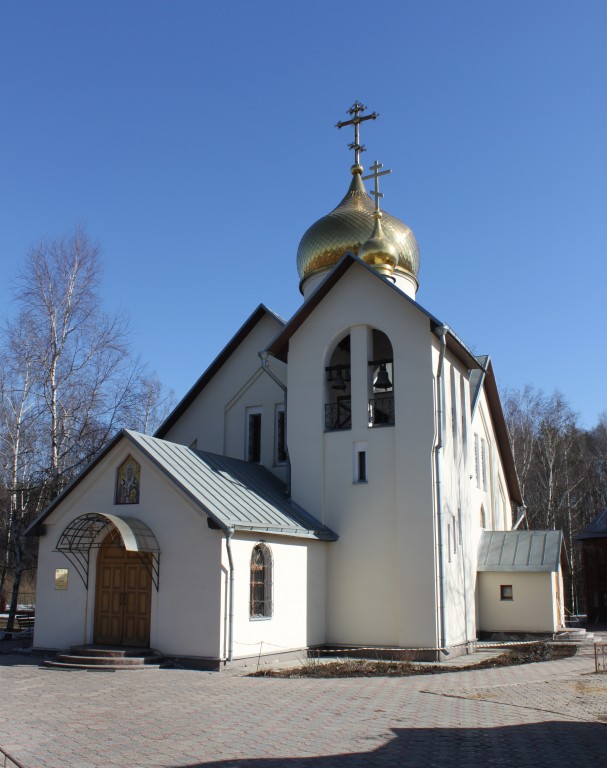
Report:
553,628,596,643
44,645,166,671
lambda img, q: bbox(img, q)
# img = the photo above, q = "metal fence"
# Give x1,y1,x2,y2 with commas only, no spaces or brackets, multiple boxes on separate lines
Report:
1,746,27,768
595,643,607,673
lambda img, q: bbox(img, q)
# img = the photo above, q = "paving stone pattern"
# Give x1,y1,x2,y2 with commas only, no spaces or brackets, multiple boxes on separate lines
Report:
0,644,605,767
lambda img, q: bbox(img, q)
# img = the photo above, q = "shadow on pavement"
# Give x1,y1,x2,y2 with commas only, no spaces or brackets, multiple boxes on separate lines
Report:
177,721,607,767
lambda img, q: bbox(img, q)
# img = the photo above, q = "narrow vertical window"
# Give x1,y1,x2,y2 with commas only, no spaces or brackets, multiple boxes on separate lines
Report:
353,442,368,483
474,433,480,487
480,505,487,528
451,368,458,458
460,378,468,455
447,523,452,563
247,409,262,463
275,406,286,464
250,543,273,618
481,438,487,490
358,451,367,482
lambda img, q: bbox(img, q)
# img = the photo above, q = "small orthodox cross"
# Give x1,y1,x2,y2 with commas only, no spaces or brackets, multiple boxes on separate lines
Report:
362,160,392,214
336,101,379,166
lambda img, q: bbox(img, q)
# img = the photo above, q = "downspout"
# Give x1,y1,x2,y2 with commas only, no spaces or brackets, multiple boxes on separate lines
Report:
258,351,290,495
512,505,527,530
434,324,449,655
224,527,235,663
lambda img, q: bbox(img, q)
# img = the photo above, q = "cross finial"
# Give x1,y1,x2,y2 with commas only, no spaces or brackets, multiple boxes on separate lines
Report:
335,102,379,167
362,160,392,215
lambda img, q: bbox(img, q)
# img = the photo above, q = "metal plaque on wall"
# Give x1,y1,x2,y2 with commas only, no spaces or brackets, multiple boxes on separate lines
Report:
55,568,69,590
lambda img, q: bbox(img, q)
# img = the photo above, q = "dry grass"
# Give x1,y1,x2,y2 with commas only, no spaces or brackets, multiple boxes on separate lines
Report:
249,643,578,678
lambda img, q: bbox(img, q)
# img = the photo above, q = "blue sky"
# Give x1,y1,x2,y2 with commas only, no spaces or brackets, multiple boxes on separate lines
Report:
1,1,605,427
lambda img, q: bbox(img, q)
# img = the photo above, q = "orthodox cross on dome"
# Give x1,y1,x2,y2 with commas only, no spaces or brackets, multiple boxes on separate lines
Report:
362,160,392,215
336,101,379,166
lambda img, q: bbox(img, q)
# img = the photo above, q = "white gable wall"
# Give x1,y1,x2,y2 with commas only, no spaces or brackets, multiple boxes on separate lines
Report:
163,313,287,480
33,439,223,658
286,265,439,649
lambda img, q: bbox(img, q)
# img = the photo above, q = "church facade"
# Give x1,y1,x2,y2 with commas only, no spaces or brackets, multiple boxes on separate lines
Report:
28,105,566,666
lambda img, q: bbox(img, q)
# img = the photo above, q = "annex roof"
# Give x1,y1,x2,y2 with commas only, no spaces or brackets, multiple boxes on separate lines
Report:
27,430,337,543
477,530,566,573
155,303,285,438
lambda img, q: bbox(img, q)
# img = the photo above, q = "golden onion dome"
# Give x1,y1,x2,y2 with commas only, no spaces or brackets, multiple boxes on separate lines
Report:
296,166,420,290
358,213,398,277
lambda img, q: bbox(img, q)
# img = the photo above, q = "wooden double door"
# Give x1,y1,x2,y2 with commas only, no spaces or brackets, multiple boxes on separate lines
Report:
94,534,152,647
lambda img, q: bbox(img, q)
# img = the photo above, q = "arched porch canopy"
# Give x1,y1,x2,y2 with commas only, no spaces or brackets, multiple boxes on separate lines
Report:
55,512,160,591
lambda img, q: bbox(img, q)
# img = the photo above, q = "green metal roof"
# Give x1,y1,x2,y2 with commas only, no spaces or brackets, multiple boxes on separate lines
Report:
129,431,337,540
478,530,565,573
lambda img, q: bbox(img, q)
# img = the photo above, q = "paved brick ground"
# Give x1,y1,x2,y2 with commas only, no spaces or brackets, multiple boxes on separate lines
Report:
0,643,605,767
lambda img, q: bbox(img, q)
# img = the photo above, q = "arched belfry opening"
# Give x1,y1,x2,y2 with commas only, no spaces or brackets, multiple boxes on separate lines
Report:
324,332,351,430
368,329,395,426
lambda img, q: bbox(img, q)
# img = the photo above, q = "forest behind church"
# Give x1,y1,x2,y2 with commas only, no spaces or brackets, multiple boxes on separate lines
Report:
0,230,606,626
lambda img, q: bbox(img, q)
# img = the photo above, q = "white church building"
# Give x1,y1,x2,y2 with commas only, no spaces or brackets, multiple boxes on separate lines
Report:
28,105,566,667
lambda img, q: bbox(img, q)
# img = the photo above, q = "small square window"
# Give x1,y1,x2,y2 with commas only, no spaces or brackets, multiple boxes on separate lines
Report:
500,585,513,601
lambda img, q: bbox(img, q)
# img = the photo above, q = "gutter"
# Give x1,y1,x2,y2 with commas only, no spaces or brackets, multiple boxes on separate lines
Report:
258,351,291,495
434,324,449,655
225,527,235,663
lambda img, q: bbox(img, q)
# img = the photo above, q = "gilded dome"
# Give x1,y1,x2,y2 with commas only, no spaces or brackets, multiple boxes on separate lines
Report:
296,167,420,290
358,213,398,277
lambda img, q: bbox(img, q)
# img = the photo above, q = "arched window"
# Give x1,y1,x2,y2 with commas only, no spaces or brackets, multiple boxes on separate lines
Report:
368,329,395,426
324,332,351,431
250,543,273,618
480,505,487,529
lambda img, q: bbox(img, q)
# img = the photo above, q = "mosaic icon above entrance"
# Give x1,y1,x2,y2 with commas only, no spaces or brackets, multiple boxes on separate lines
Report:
115,455,140,504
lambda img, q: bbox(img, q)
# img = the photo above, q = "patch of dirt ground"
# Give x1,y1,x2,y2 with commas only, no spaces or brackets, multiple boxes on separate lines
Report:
250,643,578,678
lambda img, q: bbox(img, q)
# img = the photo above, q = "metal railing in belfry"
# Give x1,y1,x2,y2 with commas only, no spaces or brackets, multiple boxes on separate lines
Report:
324,400,352,431
1,746,27,768
368,395,395,426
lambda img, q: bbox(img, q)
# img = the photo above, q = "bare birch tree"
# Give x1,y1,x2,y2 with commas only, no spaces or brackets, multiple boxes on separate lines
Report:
503,385,606,614
0,228,173,633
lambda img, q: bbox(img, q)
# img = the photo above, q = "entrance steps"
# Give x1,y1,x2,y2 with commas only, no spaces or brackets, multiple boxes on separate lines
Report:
553,628,596,644
44,645,166,670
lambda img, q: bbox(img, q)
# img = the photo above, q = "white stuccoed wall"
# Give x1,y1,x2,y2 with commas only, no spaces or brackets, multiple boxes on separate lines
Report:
220,532,326,661
287,264,439,649
477,571,558,632
164,312,287,481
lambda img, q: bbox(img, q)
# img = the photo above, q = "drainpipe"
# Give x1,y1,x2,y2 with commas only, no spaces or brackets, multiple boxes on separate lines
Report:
224,527,235,663
258,351,290,495
512,505,527,530
434,324,449,655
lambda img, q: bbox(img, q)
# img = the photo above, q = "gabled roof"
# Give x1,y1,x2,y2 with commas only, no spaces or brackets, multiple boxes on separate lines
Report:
264,254,522,505
265,254,480,371
26,430,337,542
470,355,489,414
577,507,607,540
477,530,566,572
155,303,285,438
